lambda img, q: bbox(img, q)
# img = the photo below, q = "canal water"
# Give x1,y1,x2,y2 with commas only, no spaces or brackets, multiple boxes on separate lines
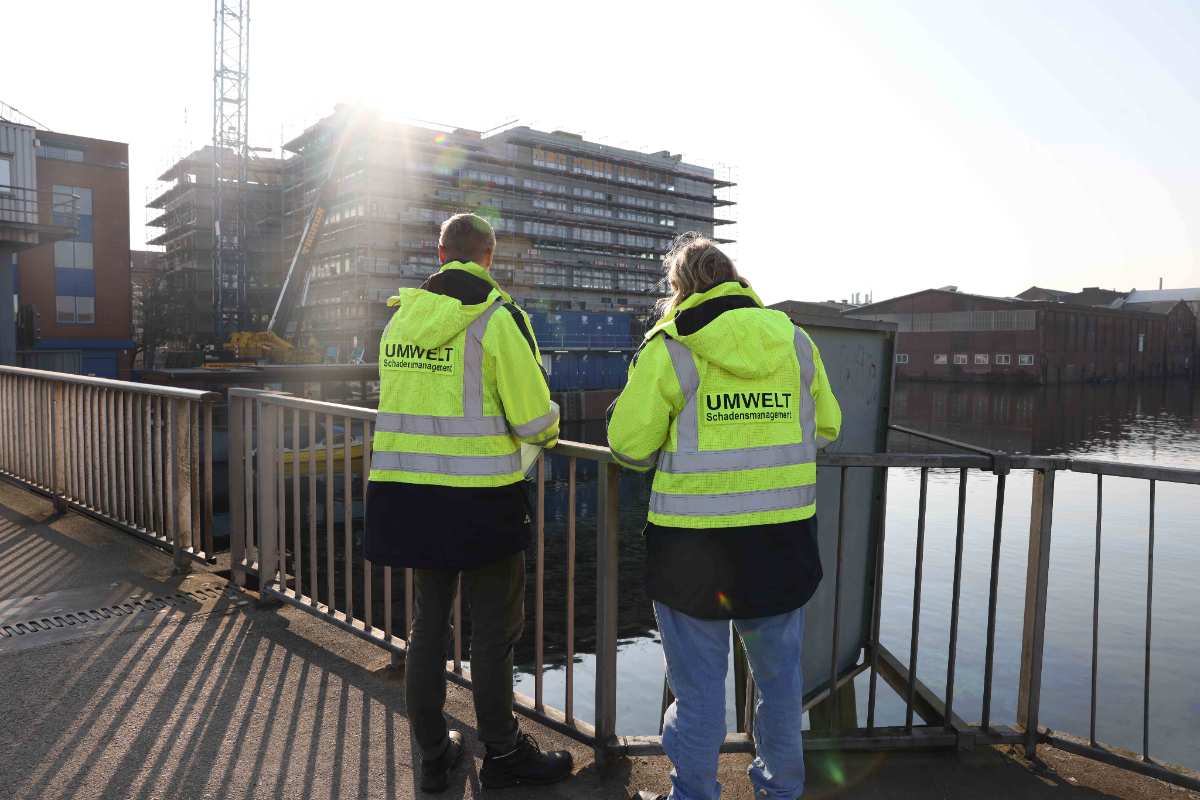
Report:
510,380,1200,770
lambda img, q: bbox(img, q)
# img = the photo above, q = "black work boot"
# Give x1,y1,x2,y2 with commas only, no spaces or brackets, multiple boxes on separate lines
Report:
479,732,573,788
419,729,464,793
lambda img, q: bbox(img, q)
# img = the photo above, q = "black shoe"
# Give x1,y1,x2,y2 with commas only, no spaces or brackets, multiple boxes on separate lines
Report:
480,732,573,788
630,792,667,800
420,729,464,793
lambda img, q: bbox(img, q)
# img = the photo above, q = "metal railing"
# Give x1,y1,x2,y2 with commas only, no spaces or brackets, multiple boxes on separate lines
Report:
0,366,221,568
225,388,1199,789
0,185,79,232
538,333,636,351
227,387,617,749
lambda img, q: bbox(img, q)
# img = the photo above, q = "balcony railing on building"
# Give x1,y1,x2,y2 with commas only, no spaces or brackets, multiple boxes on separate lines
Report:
0,186,79,247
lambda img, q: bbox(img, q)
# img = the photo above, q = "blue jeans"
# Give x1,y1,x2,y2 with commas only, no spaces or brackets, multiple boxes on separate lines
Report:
655,601,807,800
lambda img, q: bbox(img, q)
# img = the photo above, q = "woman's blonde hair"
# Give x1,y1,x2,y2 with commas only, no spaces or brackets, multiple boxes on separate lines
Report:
656,232,742,316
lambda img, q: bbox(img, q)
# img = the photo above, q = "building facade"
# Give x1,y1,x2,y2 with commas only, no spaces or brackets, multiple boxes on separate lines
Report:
129,248,167,367
282,107,734,360
848,288,1191,383
144,147,284,352
1121,300,1196,378
12,130,132,377
1115,289,1200,373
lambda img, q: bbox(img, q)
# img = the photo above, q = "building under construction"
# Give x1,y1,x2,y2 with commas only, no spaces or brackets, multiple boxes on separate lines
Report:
144,146,284,352
280,106,735,360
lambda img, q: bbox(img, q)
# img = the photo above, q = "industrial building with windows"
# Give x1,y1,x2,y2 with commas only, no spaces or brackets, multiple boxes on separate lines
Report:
849,287,1196,383
280,106,735,361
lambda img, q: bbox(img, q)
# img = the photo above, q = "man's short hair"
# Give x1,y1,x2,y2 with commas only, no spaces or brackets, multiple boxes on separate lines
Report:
439,213,496,264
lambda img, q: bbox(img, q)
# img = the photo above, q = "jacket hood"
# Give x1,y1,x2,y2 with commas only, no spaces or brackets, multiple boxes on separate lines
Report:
385,262,510,347
646,282,796,378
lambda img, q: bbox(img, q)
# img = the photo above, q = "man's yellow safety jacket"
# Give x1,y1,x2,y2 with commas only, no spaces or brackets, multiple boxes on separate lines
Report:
369,261,559,489
607,281,841,528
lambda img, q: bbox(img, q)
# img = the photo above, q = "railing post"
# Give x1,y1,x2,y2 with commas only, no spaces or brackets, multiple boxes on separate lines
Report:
256,399,280,598
170,397,194,574
593,460,620,764
202,401,214,559
51,382,68,512
229,394,247,587
1018,467,1056,757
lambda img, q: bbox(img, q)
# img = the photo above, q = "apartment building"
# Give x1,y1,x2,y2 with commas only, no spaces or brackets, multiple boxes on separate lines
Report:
282,107,734,359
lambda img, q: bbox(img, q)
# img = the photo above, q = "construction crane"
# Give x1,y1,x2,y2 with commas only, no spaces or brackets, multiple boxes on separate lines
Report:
211,0,250,344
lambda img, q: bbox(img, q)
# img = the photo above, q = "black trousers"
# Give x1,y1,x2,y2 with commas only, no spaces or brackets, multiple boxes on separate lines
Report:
405,551,525,758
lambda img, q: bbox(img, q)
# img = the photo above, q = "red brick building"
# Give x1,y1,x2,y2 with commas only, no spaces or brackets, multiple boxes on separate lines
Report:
16,130,133,377
847,288,1192,383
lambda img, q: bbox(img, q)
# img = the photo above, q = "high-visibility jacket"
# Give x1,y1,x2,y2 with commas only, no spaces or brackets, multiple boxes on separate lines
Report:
607,281,841,528
368,261,559,489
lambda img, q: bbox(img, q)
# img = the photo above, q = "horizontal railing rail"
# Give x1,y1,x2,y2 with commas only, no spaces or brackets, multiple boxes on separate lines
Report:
222,387,1199,790
0,366,221,568
0,185,80,232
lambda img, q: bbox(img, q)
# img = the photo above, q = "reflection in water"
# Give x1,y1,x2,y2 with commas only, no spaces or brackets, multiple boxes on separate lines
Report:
889,380,1200,461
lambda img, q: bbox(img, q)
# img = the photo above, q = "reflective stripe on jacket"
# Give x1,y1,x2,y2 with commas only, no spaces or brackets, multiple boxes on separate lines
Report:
606,281,841,528
369,261,559,488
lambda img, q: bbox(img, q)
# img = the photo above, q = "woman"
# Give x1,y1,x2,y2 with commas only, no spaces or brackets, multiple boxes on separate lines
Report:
607,234,841,800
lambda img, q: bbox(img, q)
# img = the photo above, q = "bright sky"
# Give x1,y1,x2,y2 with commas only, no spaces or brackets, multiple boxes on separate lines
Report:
7,0,1200,305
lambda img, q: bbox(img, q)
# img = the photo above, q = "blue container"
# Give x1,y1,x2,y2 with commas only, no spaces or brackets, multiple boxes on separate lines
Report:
572,353,595,389
599,353,630,388
549,351,580,391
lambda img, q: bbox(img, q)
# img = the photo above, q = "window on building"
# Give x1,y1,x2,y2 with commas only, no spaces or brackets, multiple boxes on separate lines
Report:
56,295,74,322
953,353,969,365
995,354,1012,365
1137,333,1145,353
523,178,567,194
533,148,568,171
933,353,948,365
37,144,84,162
0,156,10,190
974,353,989,365
76,296,95,324
572,156,612,179
618,208,656,224
52,184,96,332
1019,354,1035,366
53,184,92,215
895,353,909,364
573,203,612,218
56,295,95,324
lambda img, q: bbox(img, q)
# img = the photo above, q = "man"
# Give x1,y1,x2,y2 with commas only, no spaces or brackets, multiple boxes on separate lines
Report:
365,213,572,793
607,235,841,800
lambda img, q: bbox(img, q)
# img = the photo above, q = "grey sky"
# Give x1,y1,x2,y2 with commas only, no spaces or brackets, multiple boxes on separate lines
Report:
6,0,1200,304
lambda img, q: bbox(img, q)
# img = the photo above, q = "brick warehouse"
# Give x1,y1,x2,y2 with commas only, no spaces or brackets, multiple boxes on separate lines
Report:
847,288,1196,383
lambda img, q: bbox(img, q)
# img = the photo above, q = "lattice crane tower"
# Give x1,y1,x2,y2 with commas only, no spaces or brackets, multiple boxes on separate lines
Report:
211,0,250,342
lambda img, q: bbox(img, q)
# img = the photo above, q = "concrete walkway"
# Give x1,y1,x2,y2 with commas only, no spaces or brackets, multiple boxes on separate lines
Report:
1,480,1196,800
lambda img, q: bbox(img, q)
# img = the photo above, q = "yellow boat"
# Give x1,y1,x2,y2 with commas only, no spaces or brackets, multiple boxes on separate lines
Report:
280,440,365,478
